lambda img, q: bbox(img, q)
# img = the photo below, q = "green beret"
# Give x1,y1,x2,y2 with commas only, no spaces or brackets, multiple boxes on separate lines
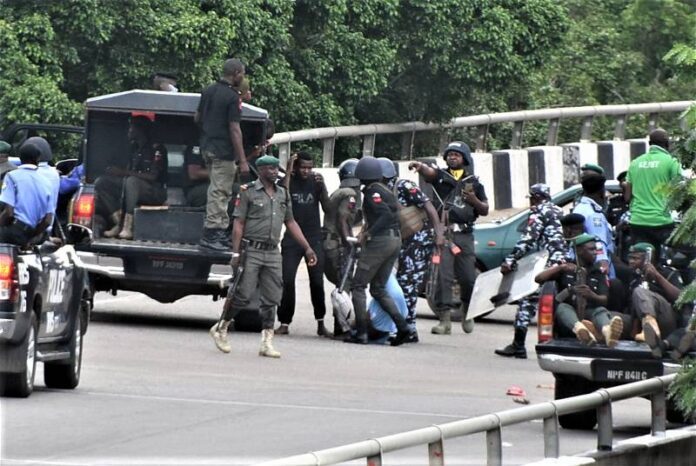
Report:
572,233,597,246
581,163,605,176
255,155,279,167
629,242,654,253
0,140,10,154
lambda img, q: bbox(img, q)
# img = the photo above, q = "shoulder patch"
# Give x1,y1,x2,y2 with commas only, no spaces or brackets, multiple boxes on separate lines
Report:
372,192,382,204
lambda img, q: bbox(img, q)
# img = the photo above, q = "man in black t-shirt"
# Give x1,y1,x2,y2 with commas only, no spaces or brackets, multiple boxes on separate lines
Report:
195,58,247,251
276,152,331,337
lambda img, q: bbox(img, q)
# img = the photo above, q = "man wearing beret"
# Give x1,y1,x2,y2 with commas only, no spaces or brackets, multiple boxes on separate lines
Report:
626,242,684,345
0,141,16,181
625,129,682,254
209,155,318,358
495,183,565,358
535,233,624,347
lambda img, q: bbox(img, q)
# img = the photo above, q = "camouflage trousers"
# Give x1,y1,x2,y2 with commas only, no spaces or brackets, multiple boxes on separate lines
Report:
396,228,435,329
514,292,538,330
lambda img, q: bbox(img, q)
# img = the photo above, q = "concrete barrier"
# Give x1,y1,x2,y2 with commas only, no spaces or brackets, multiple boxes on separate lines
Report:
492,149,529,209
526,146,564,195
561,142,598,188
596,140,631,180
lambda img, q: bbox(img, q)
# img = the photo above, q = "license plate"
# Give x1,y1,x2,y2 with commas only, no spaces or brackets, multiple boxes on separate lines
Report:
591,360,663,382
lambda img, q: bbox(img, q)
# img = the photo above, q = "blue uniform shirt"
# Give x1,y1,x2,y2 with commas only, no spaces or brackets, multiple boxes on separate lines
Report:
573,196,615,279
59,163,84,195
38,162,60,213
0,164,53,228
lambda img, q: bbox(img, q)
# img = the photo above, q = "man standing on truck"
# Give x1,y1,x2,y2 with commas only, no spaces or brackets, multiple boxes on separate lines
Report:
0,143,53,246
495,183,565,359
276,151,331,338
625,129,681,255
209,155,318,358
535,233,624,347
408,141,489,336
97,115,168,240
195,58,247,251
25,137,59,222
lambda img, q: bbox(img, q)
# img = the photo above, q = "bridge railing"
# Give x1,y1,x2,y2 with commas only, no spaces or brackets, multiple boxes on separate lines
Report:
256,374,677,466
269,101,695,167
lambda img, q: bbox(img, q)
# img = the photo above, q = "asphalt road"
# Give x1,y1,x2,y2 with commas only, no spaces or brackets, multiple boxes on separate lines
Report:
2,271,655,466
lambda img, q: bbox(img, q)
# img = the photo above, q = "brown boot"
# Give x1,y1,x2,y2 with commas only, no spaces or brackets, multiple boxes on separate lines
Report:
581,320,603,343
573,321,597,346
103,210,122,238
118,213,134,240
636,315,660,343
602,316,624,348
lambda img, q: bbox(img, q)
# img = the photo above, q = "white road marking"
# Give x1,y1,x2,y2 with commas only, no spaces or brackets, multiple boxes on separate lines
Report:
85,390,470,419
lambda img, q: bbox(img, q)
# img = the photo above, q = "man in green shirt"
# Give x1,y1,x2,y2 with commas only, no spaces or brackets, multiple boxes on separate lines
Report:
625,129,681,254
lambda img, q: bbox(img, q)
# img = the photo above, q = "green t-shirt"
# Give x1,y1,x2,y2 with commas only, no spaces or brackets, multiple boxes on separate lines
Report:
626,145,681,227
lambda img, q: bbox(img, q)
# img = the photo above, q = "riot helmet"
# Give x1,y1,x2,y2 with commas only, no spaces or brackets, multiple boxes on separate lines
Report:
377,157,397,179
354,156,383,183
338,158,360,187
443,141,473,168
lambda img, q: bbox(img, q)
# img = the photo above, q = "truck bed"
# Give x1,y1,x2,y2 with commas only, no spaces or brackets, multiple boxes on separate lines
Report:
84,238,231,264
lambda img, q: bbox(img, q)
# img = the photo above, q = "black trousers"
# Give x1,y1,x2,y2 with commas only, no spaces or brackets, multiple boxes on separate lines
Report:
0,221,34,247
629,224,674,258
277,241,326,324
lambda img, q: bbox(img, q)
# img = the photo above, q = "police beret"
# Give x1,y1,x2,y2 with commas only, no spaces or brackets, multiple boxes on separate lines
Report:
256,155,279,167
629,242,654,253
560,213,585,226
0,140,10,154
572,233,597,246
581,163,605,176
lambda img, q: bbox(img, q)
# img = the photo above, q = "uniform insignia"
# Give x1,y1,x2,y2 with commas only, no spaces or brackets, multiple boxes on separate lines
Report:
593,217,602,227
348,196,356,207
372,192,382,203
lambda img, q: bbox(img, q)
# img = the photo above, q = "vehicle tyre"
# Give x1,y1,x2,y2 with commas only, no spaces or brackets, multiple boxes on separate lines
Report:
0,313,38,398
233,308,262,333
44,308,83,389
555,374,598,430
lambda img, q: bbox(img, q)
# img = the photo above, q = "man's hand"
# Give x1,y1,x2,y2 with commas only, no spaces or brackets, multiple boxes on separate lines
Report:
462,189,478,205
305,248,318,266
313,172,325,186
501,262,514,275
597,259,610,275
408,161,422,172
644,262,659,280
574,284,594,298
238,159,250,174
230,254,241,269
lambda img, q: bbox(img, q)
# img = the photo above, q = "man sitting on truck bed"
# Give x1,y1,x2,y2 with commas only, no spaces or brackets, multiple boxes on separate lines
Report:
96,115,168,240
535,233,624,347
0,143,54,246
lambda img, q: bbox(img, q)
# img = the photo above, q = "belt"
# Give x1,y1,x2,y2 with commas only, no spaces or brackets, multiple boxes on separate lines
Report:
372,229,400,238
247,239,277,250
449,223,473,234
12,220,34,233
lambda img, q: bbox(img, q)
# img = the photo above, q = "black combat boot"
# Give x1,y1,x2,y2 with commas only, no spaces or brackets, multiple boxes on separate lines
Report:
494,327,527,359
199,228,228,251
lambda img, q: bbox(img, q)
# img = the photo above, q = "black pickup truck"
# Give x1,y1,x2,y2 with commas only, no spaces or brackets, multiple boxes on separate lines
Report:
67,91,270,328
0,231,92,397
534,271,695,429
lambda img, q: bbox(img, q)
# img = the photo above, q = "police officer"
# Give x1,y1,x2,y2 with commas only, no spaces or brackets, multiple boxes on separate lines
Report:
25,137,59,228
408,141,489,335
535,233,624,347
346,156,415,346
378,157,444,338
0,143,53,246
276,151,330,337
322,158,361,287
209,155,318,358
495,183,565,358
627,243,684,344
0,141,16,180
96,115,168,240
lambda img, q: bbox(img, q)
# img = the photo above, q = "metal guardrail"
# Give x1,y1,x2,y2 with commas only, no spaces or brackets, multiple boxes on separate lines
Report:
258,374,678,466
269,101,695,167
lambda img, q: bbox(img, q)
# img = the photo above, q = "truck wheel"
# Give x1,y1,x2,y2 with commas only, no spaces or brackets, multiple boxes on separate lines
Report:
44,310,83,389
0,313,38,397
233,309,262,332
555,374,598,430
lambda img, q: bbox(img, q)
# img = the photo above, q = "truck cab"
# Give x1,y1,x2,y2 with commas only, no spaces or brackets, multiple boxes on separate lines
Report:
70,90,270,306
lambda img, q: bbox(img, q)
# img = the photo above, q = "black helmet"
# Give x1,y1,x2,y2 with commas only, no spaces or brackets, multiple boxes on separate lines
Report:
338,158,360,187
377,157,397,179
443,141,473,167
355,156,383,183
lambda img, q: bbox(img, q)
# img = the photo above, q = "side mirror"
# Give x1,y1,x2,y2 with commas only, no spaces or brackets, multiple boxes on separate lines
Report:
65,223,93,244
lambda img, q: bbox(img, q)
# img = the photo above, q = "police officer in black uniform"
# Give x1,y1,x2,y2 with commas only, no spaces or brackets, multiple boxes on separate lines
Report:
346,156,415,346
409,141,488,335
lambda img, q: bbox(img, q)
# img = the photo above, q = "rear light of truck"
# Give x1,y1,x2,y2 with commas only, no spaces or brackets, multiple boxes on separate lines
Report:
71,193,95,226
0,254,17,302
537,293,554,342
